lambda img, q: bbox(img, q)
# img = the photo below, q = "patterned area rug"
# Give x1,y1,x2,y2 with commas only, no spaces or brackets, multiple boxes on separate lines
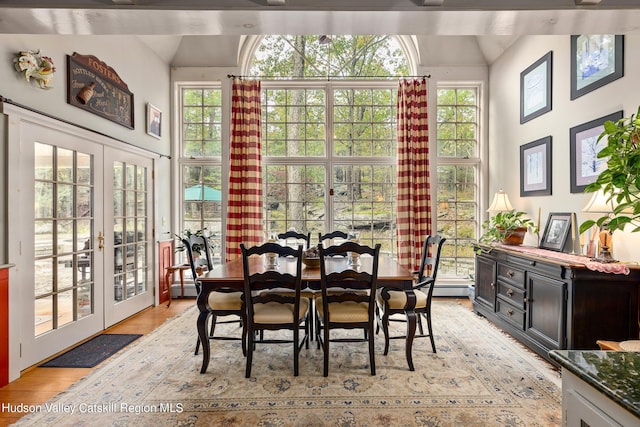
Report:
16,300,561,426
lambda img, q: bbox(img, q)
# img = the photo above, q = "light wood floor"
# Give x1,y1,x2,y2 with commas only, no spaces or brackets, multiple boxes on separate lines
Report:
0,297,474,426
0,299,193,426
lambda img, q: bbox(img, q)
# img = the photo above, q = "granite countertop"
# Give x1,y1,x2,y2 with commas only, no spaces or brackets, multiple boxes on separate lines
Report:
549,349,640,419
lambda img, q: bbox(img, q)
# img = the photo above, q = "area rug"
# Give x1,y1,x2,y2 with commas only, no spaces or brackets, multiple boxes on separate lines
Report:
15,300,561,426
40,334,142,368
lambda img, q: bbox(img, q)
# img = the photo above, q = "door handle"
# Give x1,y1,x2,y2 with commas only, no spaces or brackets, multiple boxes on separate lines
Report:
98,231,104,251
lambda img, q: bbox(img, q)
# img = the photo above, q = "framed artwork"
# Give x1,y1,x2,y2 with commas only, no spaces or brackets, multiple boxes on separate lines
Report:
540,212,572,252
570,35,624,100
520,51,553,124
569,110,623,193
146,103,162,139
520,136,552,197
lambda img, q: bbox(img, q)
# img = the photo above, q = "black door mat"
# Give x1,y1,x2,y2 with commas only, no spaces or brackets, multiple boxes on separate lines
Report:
40,334,142,368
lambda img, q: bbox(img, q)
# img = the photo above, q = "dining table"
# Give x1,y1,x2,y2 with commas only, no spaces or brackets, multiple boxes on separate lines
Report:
195,254,416,374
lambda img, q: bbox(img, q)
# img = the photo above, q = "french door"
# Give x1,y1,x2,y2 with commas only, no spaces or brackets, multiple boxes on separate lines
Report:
103,147,153,327
18,121,154,369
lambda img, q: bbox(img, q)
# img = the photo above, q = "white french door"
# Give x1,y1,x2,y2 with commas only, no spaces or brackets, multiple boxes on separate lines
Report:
103,147,154,327
17,120,154,369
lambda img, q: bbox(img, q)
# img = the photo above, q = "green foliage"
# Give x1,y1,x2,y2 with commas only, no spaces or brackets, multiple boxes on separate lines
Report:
579,105,640,235
174,228,207,254
478,211,537,245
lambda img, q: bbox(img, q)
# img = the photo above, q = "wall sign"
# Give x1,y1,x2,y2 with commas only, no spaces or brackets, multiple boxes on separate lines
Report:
67,53,134,129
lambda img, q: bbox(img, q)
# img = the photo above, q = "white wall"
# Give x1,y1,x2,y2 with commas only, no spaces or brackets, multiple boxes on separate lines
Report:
489,35,640,262
0,34,174,255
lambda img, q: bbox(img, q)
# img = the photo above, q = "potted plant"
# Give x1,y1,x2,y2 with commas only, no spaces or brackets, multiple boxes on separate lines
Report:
174,228,207,258
479,210,538,246
580,106,640,235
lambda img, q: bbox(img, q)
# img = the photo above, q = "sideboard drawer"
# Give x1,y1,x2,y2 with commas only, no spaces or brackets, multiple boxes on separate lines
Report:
497,263,525,287
497,281,525,309
496,298,525,329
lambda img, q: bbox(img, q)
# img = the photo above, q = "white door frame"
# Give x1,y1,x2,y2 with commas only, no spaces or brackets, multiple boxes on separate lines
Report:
4,104,156,374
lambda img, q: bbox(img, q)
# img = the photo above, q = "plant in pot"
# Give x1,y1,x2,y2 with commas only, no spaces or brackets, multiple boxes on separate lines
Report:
479,210,538,247
174,228,207,258
579,106,640,236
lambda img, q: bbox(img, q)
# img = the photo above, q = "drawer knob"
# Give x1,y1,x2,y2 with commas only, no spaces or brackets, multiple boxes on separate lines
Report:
507,309,514,316
507,270,514,277
524,297,532,303
507,289,513,297
490,282,495,288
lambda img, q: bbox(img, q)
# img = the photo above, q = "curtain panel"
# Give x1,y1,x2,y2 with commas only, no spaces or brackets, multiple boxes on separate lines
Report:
224,79,264,262
396,78,432,271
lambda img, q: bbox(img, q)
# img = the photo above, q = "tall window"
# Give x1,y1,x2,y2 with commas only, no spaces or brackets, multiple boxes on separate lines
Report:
436,86,480,279
180,86,224,263
252,35,406,254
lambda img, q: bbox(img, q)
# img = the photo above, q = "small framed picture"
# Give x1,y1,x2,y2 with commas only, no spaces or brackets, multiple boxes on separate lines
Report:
569,110,623,193
520,51,553,124
520,136,552,197
570,35,624,100
540,212,572,252
146,103,162,139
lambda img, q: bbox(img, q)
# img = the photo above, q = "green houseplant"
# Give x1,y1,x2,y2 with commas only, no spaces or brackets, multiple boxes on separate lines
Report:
174,228,207,256
579,106,640,235
479,210,538,246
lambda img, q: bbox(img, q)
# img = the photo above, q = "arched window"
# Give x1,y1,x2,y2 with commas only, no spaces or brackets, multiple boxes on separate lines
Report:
246,35,412,256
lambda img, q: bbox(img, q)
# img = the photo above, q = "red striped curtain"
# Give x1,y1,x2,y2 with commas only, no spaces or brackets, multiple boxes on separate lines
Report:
224,79,264,262
396,78,432,271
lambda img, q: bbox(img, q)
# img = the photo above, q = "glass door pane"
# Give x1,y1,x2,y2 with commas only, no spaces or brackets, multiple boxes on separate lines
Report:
34,143,95,335
104,148,153,327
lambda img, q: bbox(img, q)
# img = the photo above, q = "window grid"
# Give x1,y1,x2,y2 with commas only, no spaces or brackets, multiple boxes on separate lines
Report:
179,85,224,266
261,83,398,255
182,88,223,158
436,87,480,279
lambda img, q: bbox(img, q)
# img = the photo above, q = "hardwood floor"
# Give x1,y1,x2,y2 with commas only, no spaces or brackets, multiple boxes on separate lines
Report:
0,299,193,426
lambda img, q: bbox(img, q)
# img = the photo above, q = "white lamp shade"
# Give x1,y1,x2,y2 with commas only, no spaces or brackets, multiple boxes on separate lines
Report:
582,189,616,213
487,190,513,213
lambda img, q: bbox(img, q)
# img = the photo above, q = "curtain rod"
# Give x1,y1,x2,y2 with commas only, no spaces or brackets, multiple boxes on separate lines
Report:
227,74,430,80
0,95,170,159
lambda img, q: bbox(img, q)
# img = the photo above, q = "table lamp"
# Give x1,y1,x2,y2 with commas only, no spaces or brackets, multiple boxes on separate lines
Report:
487,189,513,213
582,189,617,263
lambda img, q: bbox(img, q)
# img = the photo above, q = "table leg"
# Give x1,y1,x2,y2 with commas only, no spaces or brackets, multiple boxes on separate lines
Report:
165,269,173,307
179,269,185,298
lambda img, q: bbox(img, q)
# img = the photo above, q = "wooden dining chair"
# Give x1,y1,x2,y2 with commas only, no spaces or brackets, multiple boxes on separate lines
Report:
240,242,310,378
376,235,446,355
183,237,246,357
277,231,311,249
318,231,349,247
316,241,381,376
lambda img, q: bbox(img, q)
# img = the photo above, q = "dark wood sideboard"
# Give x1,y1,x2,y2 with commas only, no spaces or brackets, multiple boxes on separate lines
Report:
474,245,640,365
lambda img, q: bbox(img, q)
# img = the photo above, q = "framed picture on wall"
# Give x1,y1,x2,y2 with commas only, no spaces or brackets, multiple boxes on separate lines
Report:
146,103,162,139
540,212,572,252
569,110,623,193
520,136,552,197
570,35,624,100
520,51,553,124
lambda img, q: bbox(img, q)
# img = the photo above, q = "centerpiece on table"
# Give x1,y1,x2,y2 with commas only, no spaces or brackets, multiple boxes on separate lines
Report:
302,245,320,268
